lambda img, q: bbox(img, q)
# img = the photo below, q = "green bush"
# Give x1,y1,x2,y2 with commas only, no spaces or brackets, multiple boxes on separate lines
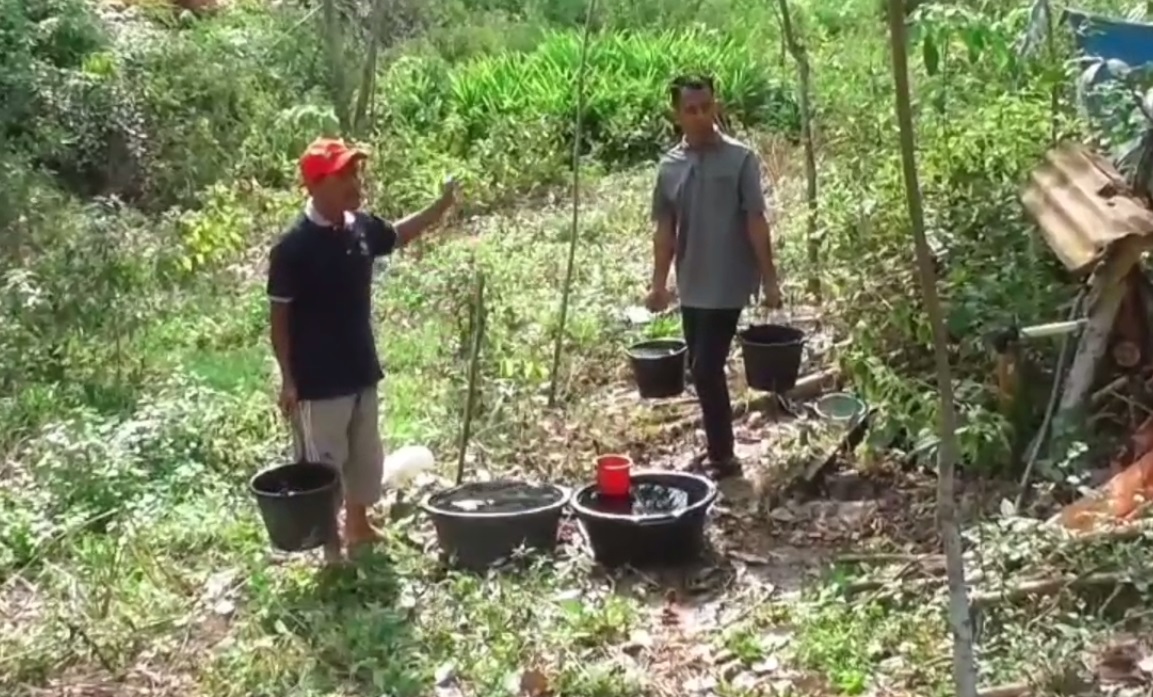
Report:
381,28,799,169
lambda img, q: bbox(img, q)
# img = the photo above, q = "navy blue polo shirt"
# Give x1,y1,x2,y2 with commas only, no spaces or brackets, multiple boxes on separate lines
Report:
266,208,398,401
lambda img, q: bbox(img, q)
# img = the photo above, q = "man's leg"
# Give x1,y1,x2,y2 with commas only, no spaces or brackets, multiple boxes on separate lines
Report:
687,308,743,475
294,396,356,562
344,387,386,546
681,306,700,386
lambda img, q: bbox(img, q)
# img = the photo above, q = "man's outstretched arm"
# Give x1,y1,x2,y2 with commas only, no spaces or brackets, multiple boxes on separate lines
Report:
394,178,459,246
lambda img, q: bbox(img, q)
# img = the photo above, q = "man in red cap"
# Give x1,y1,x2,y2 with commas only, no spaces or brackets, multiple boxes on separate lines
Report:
266,136,458,562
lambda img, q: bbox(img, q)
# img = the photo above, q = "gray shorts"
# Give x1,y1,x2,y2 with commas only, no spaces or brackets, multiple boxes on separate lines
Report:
292,387,384,506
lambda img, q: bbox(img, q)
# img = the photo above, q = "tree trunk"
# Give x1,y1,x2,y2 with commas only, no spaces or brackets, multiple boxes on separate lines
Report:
885,1,979,695
776,0,822,301
323,0,350,135
351,0,389,138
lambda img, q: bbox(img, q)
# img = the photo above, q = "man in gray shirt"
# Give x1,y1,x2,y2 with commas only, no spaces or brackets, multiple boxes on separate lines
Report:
645,74,781,479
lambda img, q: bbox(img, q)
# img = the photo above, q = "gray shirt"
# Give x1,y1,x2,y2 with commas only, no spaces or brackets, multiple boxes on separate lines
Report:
650,134,769,310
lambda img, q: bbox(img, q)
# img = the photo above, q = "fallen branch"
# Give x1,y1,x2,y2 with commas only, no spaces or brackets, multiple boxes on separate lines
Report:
844,570,986,597
842,565,1135,606
1090,374,1130,406
659,367,840,440
976,682,1031,697
738,367,842,418
836,552,946,566
970,572,1126,608
844,574,939,597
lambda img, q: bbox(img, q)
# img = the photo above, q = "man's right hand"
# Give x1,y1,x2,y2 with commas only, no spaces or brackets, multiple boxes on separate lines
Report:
644,286,674,313
278,381,298,418
760,273,782,310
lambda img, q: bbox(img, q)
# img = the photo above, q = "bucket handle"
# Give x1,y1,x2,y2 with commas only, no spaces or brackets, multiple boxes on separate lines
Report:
747,277,797,329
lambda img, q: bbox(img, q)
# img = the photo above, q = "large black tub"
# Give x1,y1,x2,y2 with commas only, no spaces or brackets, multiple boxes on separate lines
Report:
569,470,717,568
420,480,570,571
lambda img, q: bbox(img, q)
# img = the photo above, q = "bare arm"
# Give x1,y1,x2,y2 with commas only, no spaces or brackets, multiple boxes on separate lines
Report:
652,215,676,290
746,212,776,282
394,196,452,246
650,170,676,290
738,154,777,283
270,303,292,385
266,242,297,388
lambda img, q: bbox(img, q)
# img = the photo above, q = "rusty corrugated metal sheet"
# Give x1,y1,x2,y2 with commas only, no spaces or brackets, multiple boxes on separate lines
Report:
1021,143,1153,275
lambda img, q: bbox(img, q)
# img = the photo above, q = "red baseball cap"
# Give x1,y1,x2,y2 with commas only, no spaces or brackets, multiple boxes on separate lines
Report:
299,137,367,185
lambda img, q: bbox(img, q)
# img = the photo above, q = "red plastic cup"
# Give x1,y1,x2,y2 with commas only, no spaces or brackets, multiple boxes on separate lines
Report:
596,454,632,498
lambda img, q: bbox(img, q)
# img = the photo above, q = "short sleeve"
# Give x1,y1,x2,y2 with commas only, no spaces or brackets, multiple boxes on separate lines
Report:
364,214,398,257
738,153,768,215
267,241,296,304
650,170,674,223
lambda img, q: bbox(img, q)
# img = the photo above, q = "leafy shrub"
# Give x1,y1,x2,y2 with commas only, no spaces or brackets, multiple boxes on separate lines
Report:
381,29,800,168
0,379,277,572
0,0,108,139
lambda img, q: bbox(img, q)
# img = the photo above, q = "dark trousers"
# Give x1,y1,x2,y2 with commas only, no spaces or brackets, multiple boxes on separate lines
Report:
681,306,743,462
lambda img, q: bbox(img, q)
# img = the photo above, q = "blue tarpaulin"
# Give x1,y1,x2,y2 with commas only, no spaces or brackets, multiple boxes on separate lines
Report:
1066,9,1153,70
1062,7,1153,165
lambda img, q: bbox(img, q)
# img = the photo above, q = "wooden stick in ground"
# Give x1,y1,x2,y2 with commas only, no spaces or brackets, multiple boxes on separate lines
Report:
885,1,979,695
456,269,486,485
775,0,821,302
546,0,597,407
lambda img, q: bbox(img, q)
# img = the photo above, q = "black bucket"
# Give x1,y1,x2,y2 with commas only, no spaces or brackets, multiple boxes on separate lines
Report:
250,461,340,552
420,480,570,571
569,471,717,568
627,338,688,398
739,323,806,393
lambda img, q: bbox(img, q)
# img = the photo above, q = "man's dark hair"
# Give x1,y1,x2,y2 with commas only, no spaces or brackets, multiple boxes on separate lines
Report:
669,74,716,107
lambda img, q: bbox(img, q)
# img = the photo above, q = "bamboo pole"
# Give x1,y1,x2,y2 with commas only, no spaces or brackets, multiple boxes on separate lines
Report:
546,0,597,407
885,1,978,695
456,269,486,485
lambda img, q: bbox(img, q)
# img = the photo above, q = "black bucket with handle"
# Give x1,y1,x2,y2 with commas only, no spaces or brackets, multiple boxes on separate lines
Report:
739,323,806,393
627,338,688,398
250,461,340,552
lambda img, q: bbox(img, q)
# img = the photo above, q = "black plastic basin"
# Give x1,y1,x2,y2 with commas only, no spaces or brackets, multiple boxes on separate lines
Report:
420,480,570,571
569,470,717,568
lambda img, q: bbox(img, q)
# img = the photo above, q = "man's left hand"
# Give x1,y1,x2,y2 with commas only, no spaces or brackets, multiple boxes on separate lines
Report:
761,274,782,309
